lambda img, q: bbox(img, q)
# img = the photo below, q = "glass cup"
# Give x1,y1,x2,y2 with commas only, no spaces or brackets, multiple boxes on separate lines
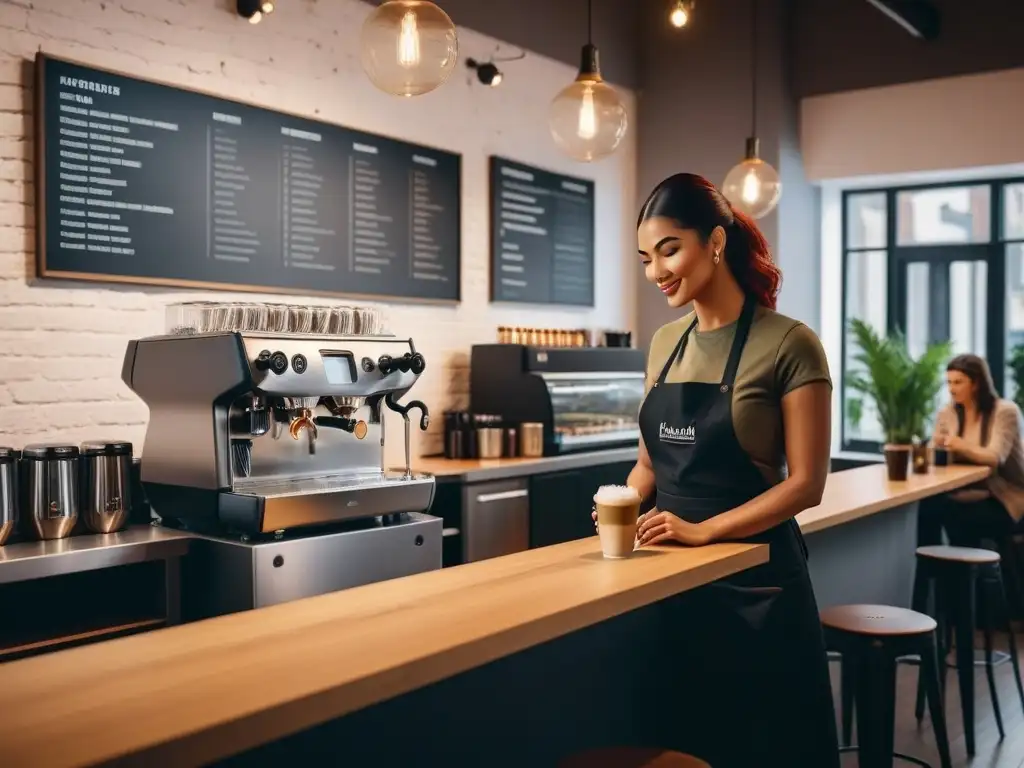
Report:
593,486,642,559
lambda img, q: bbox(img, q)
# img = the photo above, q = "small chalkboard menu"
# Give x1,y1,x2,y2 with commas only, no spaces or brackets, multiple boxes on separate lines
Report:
489,156,595,307
35,53,462,302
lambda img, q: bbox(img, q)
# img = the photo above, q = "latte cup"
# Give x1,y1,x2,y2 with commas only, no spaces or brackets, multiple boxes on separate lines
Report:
594,485,642,559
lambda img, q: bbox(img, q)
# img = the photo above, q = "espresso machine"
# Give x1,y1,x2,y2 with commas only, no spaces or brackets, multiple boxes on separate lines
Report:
122,301,441,618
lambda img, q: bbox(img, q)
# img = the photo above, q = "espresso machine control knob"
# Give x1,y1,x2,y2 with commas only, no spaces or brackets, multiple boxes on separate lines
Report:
409,352,426,375
255,350,273,371
377,355,395,375
396,354,412,373
269,351,289,375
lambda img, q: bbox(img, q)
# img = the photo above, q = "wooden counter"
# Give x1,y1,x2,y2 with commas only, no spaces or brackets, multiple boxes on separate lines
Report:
0,535,767,768
795,463,990,534
0,463,991,766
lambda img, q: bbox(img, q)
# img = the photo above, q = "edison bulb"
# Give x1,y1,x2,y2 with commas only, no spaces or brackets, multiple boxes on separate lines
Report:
360,1,458,97
549,77,628,162
669,4,689,27
722,156,782,219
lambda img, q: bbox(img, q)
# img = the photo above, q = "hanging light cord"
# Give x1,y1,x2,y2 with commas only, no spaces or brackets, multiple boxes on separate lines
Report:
750,0,757,138
587,0,593,45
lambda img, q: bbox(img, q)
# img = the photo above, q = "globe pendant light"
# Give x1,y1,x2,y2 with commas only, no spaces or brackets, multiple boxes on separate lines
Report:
548,0,628,163
721,0,781,219
360,1,458,97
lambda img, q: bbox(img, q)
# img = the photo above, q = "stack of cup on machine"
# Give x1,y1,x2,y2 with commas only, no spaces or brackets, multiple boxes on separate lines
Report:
593,484,642,559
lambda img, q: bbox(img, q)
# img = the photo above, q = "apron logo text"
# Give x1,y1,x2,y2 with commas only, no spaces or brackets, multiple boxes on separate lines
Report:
659,422,695,444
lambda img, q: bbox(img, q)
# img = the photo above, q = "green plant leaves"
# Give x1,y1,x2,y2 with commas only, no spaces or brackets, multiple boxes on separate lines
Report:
846,319,951,445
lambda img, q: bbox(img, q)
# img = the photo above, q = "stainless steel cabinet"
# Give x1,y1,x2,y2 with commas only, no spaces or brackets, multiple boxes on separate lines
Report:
461,478,530,563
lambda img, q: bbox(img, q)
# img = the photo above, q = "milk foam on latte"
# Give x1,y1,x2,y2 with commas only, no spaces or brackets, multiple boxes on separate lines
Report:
594,485,641,558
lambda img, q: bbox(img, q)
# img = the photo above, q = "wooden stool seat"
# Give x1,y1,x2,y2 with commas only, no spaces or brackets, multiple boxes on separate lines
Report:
821,603,937,636
559,747,710,768
916,544,1000,565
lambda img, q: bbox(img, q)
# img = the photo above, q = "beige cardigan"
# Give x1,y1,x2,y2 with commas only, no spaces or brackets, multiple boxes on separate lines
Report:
934,399,1024,522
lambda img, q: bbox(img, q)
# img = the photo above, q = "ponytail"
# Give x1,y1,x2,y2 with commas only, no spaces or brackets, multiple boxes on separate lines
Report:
724,208,782,310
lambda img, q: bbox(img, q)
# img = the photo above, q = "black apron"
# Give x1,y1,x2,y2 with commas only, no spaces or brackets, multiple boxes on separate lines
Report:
638,298,840,767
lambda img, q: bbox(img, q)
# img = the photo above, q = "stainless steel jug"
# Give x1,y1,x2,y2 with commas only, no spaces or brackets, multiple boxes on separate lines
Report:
80,440,132,534
0,447,16,546
22,443,79,540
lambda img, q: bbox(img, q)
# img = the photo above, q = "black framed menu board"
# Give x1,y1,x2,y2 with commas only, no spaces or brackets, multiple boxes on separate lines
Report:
489,156,595,307
35,53,462,302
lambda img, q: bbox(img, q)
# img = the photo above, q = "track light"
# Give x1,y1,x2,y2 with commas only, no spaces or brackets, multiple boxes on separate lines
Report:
669,0,694,28
466,58,502,87
237,0,274,24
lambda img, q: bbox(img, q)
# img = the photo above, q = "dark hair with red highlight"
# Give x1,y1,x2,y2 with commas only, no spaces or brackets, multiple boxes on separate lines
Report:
637,173,782,309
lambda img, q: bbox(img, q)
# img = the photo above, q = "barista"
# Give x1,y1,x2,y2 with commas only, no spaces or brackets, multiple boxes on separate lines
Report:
618,173,839,766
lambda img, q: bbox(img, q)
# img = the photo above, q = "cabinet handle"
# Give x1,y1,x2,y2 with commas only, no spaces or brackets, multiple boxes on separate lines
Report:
475,489,529,503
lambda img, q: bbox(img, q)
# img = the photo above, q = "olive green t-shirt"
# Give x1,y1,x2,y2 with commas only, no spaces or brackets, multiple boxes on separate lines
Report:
644,305,832,485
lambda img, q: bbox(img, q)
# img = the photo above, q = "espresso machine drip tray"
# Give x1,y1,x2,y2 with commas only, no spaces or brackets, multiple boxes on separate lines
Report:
222,472,436,534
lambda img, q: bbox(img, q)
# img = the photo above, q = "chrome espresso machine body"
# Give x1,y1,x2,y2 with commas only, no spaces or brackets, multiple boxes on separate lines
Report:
470,344,646,456
122,302,441,618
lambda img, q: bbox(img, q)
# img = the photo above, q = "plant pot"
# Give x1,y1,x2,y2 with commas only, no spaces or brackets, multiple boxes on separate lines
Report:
884,444,912,481
911,443,930,474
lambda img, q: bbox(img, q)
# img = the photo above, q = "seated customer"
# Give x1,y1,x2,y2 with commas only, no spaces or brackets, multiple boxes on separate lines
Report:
929,354,1024,546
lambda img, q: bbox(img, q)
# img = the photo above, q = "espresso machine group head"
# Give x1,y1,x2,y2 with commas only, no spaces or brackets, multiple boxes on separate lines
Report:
122,302,435,537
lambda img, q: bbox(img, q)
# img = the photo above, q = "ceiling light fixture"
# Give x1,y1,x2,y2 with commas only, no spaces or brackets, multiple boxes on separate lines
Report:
548,0,628,163
237,0,274,24
721,0,781,220
359,1,459,98
669,0,694,29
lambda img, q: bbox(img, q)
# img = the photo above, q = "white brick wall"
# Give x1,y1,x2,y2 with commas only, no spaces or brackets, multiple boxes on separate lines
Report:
0,0,638,466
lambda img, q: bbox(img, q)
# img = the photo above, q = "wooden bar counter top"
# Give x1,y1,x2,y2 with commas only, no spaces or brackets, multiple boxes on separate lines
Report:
0,463,989,767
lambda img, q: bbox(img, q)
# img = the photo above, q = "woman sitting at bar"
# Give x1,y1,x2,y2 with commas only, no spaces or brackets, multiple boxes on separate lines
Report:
601,173,839,766
926,354,1024,546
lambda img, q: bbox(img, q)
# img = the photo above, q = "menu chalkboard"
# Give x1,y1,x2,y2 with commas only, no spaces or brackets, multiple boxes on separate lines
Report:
489,156,595,307
35,54,462,303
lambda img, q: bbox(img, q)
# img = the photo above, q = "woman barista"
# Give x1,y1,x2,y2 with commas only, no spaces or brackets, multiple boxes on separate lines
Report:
599,174,840,766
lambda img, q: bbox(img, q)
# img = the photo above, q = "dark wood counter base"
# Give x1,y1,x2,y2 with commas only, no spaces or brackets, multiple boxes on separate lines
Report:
219,592,693,768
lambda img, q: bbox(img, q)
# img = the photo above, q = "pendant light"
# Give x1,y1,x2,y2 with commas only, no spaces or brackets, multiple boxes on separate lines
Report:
548,0,628,163
721,0,781,219
360,1,458,98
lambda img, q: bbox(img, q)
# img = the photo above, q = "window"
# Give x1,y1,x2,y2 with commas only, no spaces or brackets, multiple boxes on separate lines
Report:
840,178,1020,453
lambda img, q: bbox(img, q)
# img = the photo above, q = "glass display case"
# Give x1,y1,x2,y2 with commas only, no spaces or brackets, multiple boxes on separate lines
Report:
540,373,644,449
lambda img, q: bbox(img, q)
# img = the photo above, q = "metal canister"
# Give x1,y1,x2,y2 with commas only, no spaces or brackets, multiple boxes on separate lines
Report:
21,443,79,540
80,440,133,534
0,447,17,546
520,423,545,458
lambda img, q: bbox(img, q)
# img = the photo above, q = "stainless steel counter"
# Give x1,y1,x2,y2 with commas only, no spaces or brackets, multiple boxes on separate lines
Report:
415,446,638,484
0,524,192,585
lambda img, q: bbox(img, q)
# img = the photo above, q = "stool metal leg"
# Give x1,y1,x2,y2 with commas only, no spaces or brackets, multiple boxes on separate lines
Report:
951,567,979,756
994,563,1024,711
841,654,855,747
854,646,897,768
919,632,953,768
978,577,1005,740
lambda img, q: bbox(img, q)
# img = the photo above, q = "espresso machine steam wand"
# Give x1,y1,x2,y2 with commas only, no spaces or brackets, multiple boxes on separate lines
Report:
385,394,430,478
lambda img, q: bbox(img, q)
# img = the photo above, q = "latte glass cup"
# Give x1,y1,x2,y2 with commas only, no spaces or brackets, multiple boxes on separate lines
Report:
594,487,641,559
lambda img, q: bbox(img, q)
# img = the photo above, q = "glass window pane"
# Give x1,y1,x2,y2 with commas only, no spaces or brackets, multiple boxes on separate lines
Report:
1004,183,1024,241
905,262,929,360
1005,243,1024,403
843,249,887,445
896,185,991,245
846,192,887,249
949,260,987,357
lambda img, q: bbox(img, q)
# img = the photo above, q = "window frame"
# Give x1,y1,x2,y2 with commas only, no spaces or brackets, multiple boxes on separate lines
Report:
839,176,1024,454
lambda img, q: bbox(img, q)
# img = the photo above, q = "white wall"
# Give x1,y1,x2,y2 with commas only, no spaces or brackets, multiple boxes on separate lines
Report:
801,67,1024,182
0,0,638,465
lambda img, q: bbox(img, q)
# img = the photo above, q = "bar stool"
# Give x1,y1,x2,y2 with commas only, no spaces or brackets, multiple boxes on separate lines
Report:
822,604,951,768
911,545,1024,756
558,747,709,768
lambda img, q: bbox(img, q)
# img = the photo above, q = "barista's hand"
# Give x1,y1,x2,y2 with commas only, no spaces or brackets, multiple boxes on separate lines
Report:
636,509,712,547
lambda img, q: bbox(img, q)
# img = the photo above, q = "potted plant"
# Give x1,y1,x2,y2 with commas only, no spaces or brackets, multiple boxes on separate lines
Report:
846,319,951,481
1009,342,1024,413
